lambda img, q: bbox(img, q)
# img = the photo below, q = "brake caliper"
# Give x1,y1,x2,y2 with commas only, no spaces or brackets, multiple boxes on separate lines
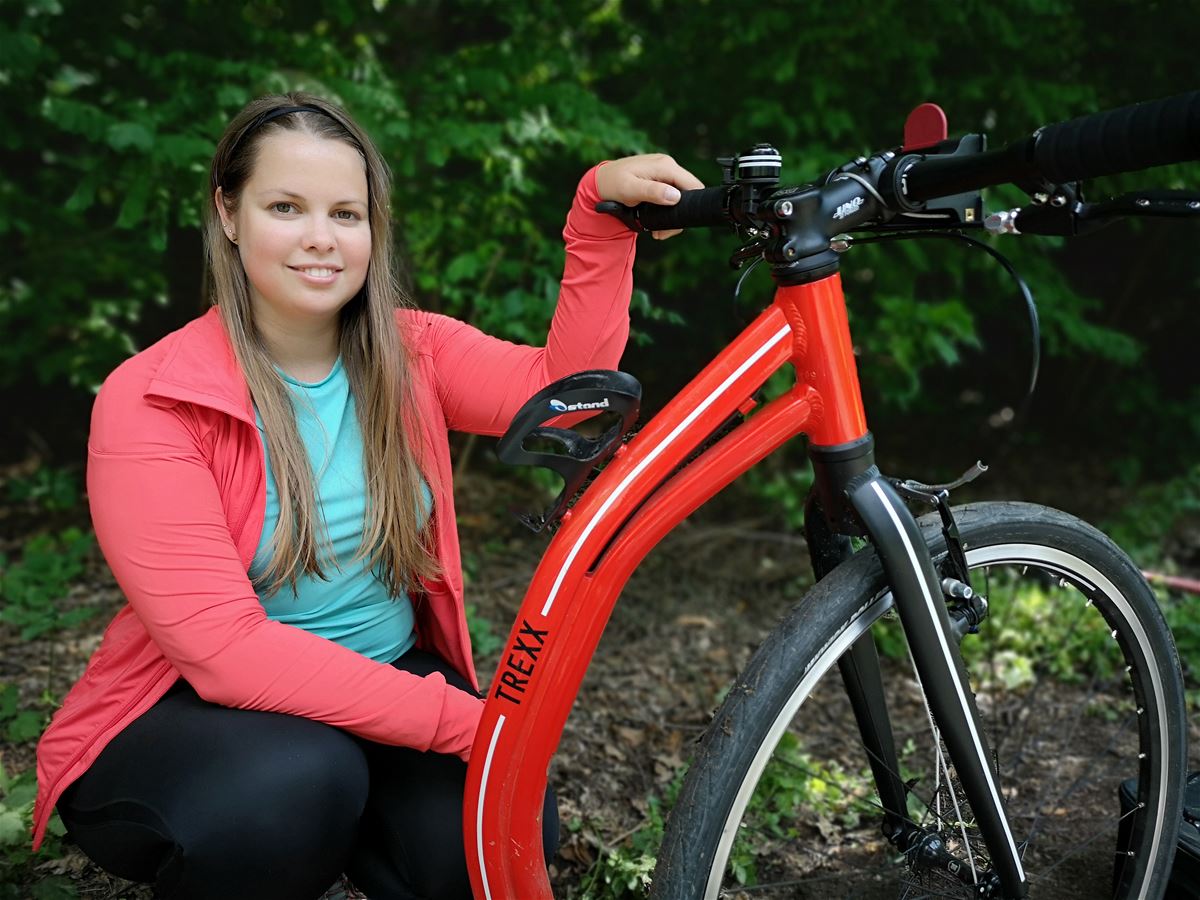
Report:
889,461,990,642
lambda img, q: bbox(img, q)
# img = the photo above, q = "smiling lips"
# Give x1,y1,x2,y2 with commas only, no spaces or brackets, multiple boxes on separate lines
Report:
289,265,342,283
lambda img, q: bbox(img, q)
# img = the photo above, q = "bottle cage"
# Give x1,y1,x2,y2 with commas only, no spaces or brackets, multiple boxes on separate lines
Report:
495,370,642,532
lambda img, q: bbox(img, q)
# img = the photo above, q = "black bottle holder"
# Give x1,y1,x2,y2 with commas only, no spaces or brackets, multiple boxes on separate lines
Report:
495,370,642,532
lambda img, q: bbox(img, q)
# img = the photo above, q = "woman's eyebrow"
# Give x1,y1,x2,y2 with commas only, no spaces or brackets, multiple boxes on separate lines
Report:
257,188,367,207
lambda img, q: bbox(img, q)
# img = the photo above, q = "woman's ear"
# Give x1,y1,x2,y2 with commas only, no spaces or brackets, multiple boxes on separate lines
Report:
214,187,237,244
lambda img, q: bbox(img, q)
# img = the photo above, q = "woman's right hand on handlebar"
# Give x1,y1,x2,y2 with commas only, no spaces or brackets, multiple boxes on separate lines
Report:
595,153,705,240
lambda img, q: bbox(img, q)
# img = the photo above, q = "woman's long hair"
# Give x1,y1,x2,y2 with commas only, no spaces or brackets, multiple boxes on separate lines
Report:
204,91,438,599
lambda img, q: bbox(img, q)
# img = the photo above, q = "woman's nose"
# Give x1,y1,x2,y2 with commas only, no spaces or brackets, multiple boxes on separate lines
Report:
303,215,336,252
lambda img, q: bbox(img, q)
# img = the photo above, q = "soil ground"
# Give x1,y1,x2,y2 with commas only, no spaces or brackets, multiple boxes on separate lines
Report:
3,467,1198,899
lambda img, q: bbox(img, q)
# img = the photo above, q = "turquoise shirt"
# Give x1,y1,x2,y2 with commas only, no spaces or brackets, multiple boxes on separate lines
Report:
248,356,427,663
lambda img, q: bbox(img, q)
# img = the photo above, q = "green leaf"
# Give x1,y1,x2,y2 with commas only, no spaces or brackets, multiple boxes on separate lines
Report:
106,121,155,153
443,252,482,282
4,774,37,809
45,812,67,838
0,683,18,721
155,133,215,166
6,710,45,743
116,176,153,228
0,808,25,848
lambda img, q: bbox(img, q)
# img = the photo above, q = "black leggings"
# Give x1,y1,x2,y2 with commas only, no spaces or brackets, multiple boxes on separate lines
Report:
57,649,558,900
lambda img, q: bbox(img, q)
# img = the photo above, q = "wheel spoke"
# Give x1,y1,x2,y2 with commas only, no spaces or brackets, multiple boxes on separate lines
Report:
904,638,982,883
1026,802,1142,888
1024,694,1137,850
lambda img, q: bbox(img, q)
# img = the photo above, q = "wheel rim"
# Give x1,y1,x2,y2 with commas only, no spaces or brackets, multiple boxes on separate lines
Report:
703,540,1170,900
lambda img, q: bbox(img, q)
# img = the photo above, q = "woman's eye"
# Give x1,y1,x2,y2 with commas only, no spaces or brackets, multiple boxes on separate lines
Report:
335,210,360,221
272,202,295,214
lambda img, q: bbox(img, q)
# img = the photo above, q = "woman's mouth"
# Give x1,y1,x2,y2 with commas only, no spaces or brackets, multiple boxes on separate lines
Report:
289,265,341,284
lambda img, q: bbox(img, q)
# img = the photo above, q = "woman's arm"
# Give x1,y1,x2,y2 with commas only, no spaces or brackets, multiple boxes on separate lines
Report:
86,383,482,759
419,156,702,435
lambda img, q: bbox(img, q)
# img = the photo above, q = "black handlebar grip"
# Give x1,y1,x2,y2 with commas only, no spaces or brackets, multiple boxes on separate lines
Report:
1034,90,1200,183
635,185,731,231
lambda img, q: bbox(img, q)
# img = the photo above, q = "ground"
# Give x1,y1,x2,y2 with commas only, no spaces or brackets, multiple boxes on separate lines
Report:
3,467,1197,898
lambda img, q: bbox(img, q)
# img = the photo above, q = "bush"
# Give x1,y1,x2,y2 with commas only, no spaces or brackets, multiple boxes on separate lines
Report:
0,528,98,641
0,761,76,900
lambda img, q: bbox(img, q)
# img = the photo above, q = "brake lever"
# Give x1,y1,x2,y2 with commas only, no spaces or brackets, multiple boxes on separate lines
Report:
729,237,767,269
595,200,646,233
1087,189,1200,220
990,187,1200,237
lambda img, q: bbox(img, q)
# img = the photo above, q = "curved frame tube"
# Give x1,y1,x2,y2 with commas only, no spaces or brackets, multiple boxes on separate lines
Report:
462,272,1024,899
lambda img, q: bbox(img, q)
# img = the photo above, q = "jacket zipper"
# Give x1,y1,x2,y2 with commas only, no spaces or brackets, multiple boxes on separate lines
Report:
38,669,168,841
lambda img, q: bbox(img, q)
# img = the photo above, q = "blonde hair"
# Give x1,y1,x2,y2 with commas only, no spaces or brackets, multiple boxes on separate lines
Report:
204,91,438,599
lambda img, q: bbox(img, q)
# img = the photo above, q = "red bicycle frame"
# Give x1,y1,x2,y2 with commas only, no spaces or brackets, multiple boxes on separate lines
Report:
462,271,869,899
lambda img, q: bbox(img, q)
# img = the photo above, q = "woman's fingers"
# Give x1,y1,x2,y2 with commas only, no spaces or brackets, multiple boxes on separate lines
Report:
595,153,706,240
596,154,705,206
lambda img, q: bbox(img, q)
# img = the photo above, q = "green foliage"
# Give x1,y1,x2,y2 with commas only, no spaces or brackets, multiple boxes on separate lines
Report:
742,461,814,533
726,732,876,886
0,761,75,900
1103,464,1200,692
465,602,506,667
1165,599,1200,711
859,292,981,408
1104,463,1200,564
0,683,47,744
600,1,1198,477
4,1,1195,442
575,809,660,899
968,578,1116,685
0,528,98,640
573,731,876,896
0,0,653,394
4,466,79,512
874,569,1120,685
627,288,684,347
575,780,678,900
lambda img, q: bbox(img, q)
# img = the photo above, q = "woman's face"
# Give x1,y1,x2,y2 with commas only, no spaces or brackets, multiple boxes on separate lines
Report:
219,131,371,333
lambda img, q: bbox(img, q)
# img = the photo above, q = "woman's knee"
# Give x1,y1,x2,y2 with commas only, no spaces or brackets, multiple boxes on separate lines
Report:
163,725,369,898
64,710,371,899
185,717,369,841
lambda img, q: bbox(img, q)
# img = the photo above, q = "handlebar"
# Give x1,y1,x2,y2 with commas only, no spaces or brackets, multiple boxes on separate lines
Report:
635,185,732,232
597,91,1200,280
905,90,1200,201
1033,90,1200,183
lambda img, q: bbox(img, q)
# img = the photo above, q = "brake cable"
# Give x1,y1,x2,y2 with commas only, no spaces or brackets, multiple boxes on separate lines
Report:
839,229,1041,439
733,254,765,298
726,225,1042,446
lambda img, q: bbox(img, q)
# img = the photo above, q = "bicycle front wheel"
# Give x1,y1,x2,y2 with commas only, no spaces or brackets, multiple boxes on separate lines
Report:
652,502,1186,900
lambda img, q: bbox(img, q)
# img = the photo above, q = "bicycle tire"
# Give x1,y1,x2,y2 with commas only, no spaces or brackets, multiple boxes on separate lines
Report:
651,501,1186,900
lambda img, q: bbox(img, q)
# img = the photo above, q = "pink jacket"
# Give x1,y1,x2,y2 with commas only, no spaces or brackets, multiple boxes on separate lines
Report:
32,166,636,849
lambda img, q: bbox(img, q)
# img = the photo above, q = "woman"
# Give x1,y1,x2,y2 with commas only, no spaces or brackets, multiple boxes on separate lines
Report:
32,92,700,899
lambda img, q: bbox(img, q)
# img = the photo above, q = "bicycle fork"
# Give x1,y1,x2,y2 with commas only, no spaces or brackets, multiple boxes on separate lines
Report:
808,444,1030,899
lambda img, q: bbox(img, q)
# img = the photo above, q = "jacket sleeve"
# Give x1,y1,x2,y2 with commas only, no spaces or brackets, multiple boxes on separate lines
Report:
85,382,482,760
418,163,638,435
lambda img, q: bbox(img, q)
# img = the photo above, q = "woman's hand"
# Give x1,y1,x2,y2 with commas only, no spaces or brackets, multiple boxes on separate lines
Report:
595,153,705,240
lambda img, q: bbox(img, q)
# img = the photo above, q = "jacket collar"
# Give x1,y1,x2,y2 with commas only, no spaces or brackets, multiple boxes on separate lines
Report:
143,307,257,427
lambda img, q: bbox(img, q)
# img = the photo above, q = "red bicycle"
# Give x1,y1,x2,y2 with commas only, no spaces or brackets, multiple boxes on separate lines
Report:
464,92,1200,899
